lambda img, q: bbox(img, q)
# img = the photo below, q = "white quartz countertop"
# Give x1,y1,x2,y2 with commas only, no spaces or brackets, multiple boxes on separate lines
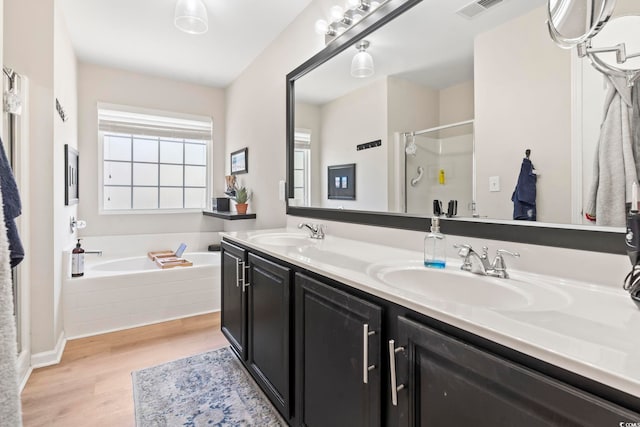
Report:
221,228,640,399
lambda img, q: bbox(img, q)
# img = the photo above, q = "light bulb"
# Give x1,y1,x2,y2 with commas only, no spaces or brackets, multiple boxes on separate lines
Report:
315,19,329,35
370,1,381,9
352,13,363,23
330,5,344,21
346,0,360,9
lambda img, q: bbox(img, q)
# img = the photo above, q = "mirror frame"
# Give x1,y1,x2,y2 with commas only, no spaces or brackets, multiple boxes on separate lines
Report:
286,0,624,255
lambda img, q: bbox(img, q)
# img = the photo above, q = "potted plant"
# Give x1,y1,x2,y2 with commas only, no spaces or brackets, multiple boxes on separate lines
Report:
233,186,251,214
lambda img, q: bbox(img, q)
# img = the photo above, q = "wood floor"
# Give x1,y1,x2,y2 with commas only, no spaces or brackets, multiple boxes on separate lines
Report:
21,312,227,427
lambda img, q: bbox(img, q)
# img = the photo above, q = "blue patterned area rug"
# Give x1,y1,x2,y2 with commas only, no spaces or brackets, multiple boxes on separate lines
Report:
132,347,287,426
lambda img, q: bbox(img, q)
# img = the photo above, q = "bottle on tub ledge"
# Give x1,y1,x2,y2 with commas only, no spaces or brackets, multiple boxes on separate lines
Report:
424,216,446,269
71,238,85,277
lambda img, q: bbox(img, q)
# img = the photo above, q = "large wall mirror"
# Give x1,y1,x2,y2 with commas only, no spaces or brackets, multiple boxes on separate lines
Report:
287,0,639,254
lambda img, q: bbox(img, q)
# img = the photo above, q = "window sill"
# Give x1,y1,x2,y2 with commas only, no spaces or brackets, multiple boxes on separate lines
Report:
99,208,205,215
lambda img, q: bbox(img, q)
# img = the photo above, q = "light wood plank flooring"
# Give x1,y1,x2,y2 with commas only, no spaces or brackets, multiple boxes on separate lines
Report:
21,312,227,427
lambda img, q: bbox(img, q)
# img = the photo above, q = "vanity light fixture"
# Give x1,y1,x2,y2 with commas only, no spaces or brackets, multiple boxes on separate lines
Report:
351,40,374,78
315,0,385,44
174,0,209,35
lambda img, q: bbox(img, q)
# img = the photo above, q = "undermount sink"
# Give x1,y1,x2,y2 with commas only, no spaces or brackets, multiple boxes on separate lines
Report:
247,232,316,247
368,260,571,312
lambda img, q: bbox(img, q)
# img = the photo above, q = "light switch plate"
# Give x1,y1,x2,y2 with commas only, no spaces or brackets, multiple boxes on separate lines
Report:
278,180,286,201
489,176,500,192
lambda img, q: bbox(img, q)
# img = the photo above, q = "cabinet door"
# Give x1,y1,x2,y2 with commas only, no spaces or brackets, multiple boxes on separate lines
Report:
220,241,247,360
295,273,382,427
247,253,291,419
394,316,640,427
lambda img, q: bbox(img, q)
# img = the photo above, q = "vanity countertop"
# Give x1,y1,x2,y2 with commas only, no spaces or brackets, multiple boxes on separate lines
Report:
221,228,640,399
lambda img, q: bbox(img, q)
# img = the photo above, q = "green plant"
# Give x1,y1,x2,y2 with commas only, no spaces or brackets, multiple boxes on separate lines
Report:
234,186,251,204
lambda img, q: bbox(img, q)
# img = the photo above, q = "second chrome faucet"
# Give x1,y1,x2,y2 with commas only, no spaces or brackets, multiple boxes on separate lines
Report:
454,244,519,279
298,223,326,239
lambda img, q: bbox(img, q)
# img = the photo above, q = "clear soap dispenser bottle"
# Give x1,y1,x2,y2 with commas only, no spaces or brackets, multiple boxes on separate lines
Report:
424,216,446,269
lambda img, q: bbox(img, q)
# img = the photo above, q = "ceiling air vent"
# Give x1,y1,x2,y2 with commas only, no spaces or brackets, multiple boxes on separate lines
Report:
456,0,504,19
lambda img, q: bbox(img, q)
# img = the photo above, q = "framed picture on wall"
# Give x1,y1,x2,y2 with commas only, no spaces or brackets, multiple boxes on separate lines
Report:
230,147,248,175
327,163,356,200
64,144,79,205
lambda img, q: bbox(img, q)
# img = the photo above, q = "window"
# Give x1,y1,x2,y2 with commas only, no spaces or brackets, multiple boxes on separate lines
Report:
293,129,311,206
98,105,212,212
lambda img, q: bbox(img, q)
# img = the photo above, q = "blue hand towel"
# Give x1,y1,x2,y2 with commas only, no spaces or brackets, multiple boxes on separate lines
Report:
511,157,537,221
0,138,23,267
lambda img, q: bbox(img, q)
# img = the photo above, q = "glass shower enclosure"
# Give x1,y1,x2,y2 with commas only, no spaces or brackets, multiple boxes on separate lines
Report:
404,120,475,217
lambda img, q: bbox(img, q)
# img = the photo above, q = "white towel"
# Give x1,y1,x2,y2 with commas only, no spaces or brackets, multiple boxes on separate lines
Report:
585,76,638,227
0,180,22,426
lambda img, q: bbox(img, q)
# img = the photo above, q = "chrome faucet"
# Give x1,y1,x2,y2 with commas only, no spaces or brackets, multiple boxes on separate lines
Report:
455,244,519,278
298,223,325,239
84,250,103,257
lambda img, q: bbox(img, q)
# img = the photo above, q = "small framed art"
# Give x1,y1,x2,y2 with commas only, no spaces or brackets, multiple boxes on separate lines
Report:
327,163,356,200
231,147,248,175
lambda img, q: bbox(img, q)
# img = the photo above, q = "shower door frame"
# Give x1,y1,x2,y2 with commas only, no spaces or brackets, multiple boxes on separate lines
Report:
403,119,476,216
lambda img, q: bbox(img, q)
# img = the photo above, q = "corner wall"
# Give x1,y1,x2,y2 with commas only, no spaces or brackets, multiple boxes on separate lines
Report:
320,78,388,210
4,0,58,356
474,5,572,223
225,2,326,230
52,3,79,357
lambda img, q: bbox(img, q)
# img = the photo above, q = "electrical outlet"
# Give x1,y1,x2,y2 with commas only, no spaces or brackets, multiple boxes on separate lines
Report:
489,176,500,192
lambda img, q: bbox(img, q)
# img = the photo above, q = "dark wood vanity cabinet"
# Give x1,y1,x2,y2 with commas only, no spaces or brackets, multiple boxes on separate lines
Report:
221,242,293,420
220,241,247,360
393,316,639,427
220,239,640,427
294,273,383,427
246,253,292,419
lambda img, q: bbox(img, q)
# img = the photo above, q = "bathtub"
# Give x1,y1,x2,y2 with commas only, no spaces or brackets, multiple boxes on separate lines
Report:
63,252,220,339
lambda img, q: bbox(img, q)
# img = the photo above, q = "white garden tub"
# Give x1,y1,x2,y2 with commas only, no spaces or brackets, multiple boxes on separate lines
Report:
63,252,220,338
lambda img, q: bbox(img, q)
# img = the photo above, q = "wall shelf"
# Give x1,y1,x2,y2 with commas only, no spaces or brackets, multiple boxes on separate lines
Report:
203,210,256,220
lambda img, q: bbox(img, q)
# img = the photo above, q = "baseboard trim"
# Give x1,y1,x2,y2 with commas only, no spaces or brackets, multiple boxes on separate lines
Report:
65,309,220,340
16,350,32,392
31,332,67,369
19,366,32,393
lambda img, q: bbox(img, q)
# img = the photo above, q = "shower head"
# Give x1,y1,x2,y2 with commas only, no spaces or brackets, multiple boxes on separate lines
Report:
405,133,417,156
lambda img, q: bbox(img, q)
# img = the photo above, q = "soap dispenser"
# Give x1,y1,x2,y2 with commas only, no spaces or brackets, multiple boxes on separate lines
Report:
424,216,446,269
72,239,85,277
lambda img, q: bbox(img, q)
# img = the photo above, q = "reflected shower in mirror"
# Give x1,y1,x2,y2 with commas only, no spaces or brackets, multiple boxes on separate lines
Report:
292,0,639,229
402,121,474,217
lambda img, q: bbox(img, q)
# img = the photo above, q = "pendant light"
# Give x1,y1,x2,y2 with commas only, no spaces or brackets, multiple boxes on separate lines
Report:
175,0,209,35
351,40,374,78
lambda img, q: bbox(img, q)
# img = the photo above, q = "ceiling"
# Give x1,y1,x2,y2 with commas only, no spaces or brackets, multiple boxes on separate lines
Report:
58,0,313,88
296,0,546,105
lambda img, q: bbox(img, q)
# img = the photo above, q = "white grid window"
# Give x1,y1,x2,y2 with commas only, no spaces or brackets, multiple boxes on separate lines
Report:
294,129,311,206
99,105,212,212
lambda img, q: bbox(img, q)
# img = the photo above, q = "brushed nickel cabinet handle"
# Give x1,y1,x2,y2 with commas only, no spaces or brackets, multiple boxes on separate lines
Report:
363,324,376,384
235,258,241,288
388,339,405,406
243,264,250,292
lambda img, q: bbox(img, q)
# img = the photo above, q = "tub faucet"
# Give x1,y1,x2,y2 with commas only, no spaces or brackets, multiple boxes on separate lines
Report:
84,250,103,257
454,244,519,279
298,223,325,239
